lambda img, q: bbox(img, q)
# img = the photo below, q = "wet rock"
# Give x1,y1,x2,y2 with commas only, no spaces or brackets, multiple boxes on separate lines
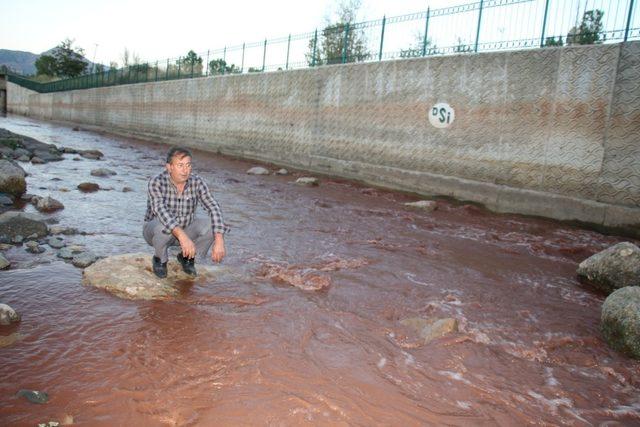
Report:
62,147,79,154
0,332,22,348
25,240,45,254
31,156,45,164
16,389,49,404
20,193,36,202
72,126,80,131
35,196,65,213
602,286,640,359
247,166,269,175
404,200,438,212
258,262,331,291
47,236,65,249
0,193,13,205
0,303,20,325
577,242,640,294
0,253,9,269
72,157,82,161
0,159,27,196
71,252,98,268
57,247,82,259
16,154,30,162
79,149,103,160
0,212,48,240
82,253,217,300
90,168,117,177
400,317,458,344
275,168,289,175
295,177,319,186
122,186,133,192
0,243,12,250
77,182,100,192
12,234,23,244
49,226,79,235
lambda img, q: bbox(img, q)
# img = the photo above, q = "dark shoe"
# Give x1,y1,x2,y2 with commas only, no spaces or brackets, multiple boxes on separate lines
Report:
177,253,197,276
152,256,167,278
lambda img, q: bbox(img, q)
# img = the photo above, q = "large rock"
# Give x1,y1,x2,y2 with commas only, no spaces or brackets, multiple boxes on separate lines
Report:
79,150,104,160
90,168,117,177
0,159,26,197
577,242,640,294
295,177,319,186
35,196,65,212
404,200,438,212
77,182,100,192
247,166,270,175
0,212,48,240
0,254,9,269
601,286,640,359
0,303,20,325
83,253,217,300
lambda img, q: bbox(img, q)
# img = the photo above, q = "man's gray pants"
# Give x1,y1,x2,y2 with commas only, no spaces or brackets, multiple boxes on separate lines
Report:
143,218,213,263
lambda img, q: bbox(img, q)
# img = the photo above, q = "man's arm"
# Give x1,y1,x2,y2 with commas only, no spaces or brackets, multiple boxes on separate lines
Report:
196,178,229,262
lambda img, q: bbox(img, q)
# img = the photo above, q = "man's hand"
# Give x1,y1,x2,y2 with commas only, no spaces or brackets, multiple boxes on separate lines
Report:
212,233,225,263
173,227,196,259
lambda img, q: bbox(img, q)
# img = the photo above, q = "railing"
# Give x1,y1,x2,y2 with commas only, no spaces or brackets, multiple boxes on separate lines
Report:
7,0,639,93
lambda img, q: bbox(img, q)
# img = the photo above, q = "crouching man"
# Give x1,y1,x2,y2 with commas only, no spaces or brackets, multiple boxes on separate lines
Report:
143,147,230,278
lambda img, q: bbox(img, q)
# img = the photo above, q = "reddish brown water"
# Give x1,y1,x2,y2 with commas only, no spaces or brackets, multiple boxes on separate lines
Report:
1,115,639,426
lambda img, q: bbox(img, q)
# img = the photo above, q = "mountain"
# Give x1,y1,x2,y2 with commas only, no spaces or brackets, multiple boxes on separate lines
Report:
0,49,40,75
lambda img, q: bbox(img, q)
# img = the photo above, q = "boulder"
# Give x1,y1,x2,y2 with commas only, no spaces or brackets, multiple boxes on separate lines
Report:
0,212,48,240
71,252,98,268
404,200,438,212
0,253,9,269
16,389,48,404
25,240,45,254
0,159,26,196
57,247,82,260
90,168,117,177
77,182,100,192
577,242,640,294
35,196,65,212
247,166,270,175
295,177,319,186
62,147,79,154
275,168,289,175
31,156,45,164
400,317,458,344
47,236,65,249
0,193,13,206
16,155,30,162
601,287,640,359
79,150,103,160
0,303,20,325
83,253,216,300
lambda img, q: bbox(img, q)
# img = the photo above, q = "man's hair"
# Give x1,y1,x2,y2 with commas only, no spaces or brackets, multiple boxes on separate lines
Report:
166,147,192,164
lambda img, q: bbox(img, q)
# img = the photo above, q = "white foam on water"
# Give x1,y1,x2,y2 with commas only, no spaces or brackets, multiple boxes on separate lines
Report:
544,367,559,387
456,401,472,410
405,273,433,287
527,390,574,415
377,358,387,369
438,370,472,385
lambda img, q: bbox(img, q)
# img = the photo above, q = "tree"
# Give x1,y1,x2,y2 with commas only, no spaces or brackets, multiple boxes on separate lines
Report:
544,36,564,47
306,0,370,66
34,39,88,78
400,31,438,58
567,10,605,45
180,50,203,75
208,59,240,75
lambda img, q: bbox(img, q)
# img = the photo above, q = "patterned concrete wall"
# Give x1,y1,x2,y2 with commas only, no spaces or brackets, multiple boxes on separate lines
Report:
7,42,640,230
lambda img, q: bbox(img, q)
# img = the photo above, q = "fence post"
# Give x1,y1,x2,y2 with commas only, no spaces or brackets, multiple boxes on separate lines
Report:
166,59,169,80
155,61,158,81
262,39,267,71
286,34,291,70
379,15,386,61
127,66,131,84
190,59,194,78
539,0,551,47
241,43,246,72
178,58,181,79
474,0,484,53
342,23,350,63
625,0,636,41
422,7,431,56
222,46,227,75
205,50,210,76
312,29,318,66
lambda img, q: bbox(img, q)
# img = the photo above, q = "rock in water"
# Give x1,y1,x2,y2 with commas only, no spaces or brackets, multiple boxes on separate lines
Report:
295,177,319,186
77,182,100,192
0,332,22,348
0,254,9,270
35,196,65,212
90,168,117,177
71,252,98,268
16,389,49,404
0,303,20,325
247,166,270,175
577,242,640,294
0,212,48,240
47,236,65,249
601,286,640,359
82,253,217,300
0,159,26,197
404,200,438,212
79,149,103,160
275,168,289,175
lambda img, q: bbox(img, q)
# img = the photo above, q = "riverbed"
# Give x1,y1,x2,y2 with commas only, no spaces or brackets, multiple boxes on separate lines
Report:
1,115,639,426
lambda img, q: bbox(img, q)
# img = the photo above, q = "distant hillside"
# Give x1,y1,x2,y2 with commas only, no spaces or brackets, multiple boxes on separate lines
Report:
0,48,100,76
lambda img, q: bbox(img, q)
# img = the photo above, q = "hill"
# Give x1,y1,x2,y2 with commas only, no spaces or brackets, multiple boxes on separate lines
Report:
0,49,40,75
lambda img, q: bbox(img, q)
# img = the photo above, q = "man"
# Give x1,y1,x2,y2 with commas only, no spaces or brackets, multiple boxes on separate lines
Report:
143,147,229,278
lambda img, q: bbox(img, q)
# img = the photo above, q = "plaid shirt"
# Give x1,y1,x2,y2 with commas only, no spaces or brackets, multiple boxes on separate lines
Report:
145,170,230,236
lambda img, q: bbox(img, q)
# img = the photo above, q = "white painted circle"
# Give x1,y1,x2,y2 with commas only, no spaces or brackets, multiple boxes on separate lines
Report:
429,103,455,128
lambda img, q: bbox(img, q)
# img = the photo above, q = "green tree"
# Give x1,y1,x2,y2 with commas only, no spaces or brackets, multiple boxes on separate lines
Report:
208,59,240,75
306,0,370,66
567,10,605,45
544,36,564,47
35,54,58,76
35,39,88,78
180,50,203,75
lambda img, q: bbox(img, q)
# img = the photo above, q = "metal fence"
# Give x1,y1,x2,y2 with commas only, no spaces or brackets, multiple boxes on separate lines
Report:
8,0,639,93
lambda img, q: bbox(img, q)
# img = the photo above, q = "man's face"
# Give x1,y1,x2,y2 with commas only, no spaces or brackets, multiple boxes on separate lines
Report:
166,154,192,186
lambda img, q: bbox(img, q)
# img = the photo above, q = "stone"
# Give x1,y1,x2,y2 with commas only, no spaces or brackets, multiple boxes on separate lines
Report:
12,234,23,244
72,126,80,131
16,389,49,404
16,155,30,162
577,242,640,294
400,317,458,344
82,253,217,300
90,168,117,177
79,149,103,160
0,332,22,348
0,303,20,325
35,196,65,212
62,147,79,154
0,159,27,196
275,168,289,175
49,226,79,235
0,212,48,240
73,157,82,161
20,193,36,202
0,243,12,250
77,182,100,192
57,247,82,259
295,177,319,186
25,240,45,254
601,287,640,359
0,193,13,205
247,166,270,175
47,236,65,249
31,156,45,164
13,148,30,158
0,253,9,269
71,252,98,268
404,200,438,212
122,187,133,192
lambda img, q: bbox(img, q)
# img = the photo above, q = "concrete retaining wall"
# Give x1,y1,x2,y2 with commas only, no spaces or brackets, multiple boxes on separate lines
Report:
8,42,640,231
